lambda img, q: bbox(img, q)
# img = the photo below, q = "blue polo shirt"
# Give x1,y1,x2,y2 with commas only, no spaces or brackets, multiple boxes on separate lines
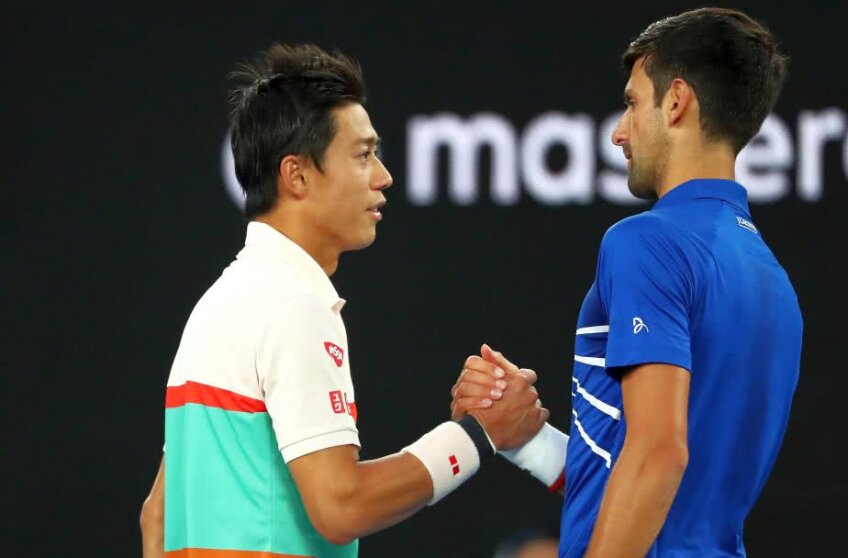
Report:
560,179,802,557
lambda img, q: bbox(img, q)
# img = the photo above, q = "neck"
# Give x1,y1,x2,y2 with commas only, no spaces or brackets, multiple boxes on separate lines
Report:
255,210,340,276
657,140,736,199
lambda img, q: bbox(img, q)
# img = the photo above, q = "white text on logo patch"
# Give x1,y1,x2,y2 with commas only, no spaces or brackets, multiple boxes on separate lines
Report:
324,342,345,367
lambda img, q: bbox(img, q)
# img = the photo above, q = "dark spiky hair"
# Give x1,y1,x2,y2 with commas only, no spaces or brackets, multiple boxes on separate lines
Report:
623,7,787,153
228,44,365,218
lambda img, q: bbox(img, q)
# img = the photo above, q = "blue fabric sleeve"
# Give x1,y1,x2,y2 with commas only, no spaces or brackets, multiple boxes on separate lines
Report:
597,216,694,373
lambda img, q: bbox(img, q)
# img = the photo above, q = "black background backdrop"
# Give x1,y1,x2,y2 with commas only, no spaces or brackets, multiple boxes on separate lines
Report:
4,1,847,556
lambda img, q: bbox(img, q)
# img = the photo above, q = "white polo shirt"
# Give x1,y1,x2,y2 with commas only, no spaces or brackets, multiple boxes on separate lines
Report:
164,221,362,556
166,220,360,461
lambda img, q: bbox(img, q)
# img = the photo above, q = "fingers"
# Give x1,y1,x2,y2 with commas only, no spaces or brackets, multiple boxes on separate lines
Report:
503,371,533,392
450,367,508,420
497,374,541,415
464,355,507,378
452,349,546,437
450,397,493,420
451,370,507,400
473,348,539,386
462,373,550,449
517,367,538,385
480,344,519,374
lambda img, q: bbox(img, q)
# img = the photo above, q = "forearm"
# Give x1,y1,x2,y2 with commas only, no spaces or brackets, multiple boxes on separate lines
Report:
292,446,437,545
296,418,494,544
333,452,433,541
141,509,164,558
140,457,165,558
585,442,687,558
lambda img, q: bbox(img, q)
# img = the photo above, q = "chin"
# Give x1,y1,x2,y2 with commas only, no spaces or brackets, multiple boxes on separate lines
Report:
347,232,378,251
627,172,658,200
627,183,658,201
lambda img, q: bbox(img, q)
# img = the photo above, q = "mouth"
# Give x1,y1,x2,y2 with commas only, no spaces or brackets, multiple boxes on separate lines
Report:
366,199,386,220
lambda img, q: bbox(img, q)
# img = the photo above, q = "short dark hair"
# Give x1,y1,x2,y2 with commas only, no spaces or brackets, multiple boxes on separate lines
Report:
622,7,787,153
228,44,365,218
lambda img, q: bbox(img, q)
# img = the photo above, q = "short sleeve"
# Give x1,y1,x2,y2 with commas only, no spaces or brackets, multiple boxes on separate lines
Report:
257,294,360,463
597,218,694,373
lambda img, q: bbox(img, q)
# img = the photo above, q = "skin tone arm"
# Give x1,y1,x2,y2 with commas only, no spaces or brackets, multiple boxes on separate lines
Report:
141,350,547,548
140,456,165,558
141,357,550,558
142,374,545,550
286,369,548,546
584,363,690,558
287,446,431,544
452,355,690,545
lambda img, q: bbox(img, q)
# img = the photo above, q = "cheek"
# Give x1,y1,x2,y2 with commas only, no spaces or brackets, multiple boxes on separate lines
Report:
337,186,366,221
634,111,661,147
628,112,641,139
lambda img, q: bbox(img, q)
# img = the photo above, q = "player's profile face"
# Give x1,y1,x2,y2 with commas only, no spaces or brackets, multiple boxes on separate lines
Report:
612,57,668,200
304,103,393,252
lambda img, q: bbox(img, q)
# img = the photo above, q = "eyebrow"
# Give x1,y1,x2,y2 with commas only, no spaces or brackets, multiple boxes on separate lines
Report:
353,135,381,147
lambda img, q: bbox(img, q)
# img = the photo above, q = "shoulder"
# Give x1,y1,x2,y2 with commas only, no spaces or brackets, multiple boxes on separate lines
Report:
192,257,333,336
261,292,339,338
601,211,678,252
226,253,321,303
598,211,697,282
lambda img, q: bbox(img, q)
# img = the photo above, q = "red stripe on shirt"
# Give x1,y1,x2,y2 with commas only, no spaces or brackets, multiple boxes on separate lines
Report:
165,549,309,557
165,381,267,413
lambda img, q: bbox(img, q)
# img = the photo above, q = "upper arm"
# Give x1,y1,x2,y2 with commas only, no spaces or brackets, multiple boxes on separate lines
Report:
598,218,695,373
258,294,360,462
287,445,361,536
598,220,693,450
620,364,690,450
258,296,364,544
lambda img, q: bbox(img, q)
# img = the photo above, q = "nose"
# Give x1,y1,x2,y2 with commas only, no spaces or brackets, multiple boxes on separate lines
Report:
373,156,393,191
611,112,628,147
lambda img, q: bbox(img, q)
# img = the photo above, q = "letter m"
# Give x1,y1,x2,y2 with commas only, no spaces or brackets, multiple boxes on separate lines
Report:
407,113,518,205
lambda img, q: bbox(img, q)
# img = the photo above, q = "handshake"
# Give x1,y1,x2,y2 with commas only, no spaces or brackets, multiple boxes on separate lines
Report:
450,343,550,451
407,342,567,505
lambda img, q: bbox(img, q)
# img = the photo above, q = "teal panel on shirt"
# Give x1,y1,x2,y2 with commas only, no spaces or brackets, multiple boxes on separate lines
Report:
165,404,357,557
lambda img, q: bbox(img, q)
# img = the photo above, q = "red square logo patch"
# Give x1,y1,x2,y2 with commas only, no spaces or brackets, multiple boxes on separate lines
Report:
329,390,345,414
449,455,460,476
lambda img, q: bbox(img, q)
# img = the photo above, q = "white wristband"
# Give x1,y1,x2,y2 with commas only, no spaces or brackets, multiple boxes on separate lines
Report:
499,423,568,488
402,421,481,505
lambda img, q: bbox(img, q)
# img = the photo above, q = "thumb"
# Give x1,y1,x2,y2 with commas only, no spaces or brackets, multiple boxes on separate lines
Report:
480,343,518,373
481,343,497,363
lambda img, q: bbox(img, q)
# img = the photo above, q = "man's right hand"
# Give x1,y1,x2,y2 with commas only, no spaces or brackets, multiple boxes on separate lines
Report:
450,344,539,419
451,344,548,450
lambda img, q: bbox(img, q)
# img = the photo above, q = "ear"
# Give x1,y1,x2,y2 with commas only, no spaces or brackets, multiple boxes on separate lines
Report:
277,154,309,200
665,78,694,128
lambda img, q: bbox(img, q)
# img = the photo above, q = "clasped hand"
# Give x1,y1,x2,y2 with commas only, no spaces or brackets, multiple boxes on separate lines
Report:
450,343,548,450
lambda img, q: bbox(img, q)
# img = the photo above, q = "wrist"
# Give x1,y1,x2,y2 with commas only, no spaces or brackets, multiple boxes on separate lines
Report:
500,422,569,489
402,416,495,505
456,414,496,459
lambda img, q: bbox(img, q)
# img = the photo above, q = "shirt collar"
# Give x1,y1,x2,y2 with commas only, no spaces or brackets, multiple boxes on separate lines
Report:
243,221,346,314
652,179,750,215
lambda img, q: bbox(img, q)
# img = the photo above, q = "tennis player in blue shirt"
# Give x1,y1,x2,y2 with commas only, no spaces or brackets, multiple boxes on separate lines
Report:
452,7,802,557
